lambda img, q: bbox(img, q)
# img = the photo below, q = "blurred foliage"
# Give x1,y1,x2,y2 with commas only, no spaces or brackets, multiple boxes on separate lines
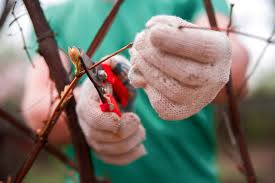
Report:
240,94,275,144
24,154,66,183
252,72,275,96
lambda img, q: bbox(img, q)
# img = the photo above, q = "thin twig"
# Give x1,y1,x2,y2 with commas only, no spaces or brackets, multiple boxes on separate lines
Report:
11,1,34,67
226,4,234,36
180,26,275,44
218,108,247,175
203,1,257,183
0,0,12,30
0,108,78,170
87,43,133,71
238,30,275,97
9,13,28,27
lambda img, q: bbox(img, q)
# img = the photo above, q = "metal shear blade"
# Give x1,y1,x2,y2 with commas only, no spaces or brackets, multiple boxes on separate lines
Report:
78,49,107,102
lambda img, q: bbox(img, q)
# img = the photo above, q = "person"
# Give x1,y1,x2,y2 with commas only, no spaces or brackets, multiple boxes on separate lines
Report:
22,0,249,182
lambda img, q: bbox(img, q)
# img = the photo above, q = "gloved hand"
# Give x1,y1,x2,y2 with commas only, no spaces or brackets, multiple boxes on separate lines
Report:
76,56,146,165
128,15,232,120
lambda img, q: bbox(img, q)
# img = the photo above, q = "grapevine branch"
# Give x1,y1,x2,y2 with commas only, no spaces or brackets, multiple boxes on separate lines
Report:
203,1,257,183
0,108,78,170
13,0,125,182
14,0,95,182
87,0,124,57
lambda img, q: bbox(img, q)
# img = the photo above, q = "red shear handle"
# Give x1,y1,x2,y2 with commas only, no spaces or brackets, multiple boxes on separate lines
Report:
100,94,122,117
101,64,129,107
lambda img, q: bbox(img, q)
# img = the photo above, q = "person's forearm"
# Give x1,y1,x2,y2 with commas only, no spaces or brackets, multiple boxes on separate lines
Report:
195,14,249,104
22,52,72,145
23,101,71,145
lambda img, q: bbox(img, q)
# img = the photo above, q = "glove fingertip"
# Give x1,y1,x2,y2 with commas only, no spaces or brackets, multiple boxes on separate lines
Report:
98,144,147,166
121,112,140,122
146,15,192,28
146,15,173,27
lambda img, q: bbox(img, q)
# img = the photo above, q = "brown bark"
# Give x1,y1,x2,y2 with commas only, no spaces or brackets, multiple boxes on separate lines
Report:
14,0,95,182
87,0,124,57
203,1,257,183
0,108,78,170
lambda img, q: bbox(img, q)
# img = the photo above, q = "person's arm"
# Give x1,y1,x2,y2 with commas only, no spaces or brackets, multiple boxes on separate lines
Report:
195,14,249,103
22,51,72,145
22,48,147,164
22,14,249,145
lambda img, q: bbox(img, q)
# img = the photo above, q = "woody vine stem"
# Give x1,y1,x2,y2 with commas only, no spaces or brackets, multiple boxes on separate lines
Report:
203,0,256,183
13,0,125,182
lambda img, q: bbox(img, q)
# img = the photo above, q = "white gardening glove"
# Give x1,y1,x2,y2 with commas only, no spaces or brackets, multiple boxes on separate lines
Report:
76,56,146,166
128,15,232,120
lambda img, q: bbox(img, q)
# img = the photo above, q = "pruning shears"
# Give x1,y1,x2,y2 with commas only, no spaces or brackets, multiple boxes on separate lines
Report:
68,47,130,117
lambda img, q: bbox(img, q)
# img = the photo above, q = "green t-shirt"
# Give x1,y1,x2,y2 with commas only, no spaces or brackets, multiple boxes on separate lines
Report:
28,0,228,182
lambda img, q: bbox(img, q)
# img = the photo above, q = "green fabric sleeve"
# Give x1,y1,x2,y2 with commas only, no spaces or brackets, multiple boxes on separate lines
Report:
192,0,230,22
172,0,229,23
